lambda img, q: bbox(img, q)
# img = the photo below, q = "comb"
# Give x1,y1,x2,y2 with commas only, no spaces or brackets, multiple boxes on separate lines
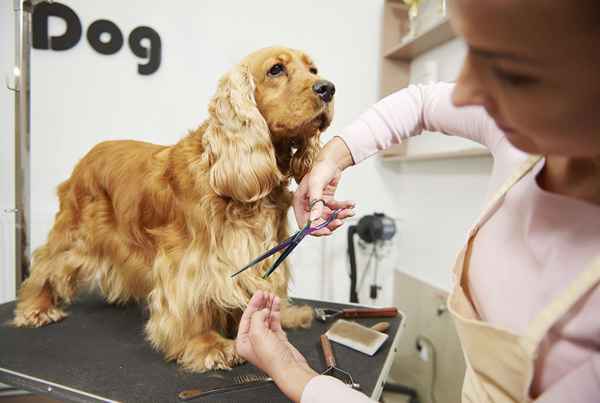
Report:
178,374,273,401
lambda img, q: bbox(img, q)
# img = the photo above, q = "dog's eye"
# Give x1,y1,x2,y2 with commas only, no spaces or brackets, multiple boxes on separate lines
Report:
268,63,286,77
309,67,318,75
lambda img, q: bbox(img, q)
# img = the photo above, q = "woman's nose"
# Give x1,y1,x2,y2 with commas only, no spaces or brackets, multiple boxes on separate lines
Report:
452,58,492,110
313,80,336,103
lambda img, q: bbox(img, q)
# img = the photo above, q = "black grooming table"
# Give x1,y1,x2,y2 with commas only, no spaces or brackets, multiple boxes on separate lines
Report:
0,295,403,403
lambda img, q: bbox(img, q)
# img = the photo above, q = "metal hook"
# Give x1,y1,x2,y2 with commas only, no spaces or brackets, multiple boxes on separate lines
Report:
5,73,17,92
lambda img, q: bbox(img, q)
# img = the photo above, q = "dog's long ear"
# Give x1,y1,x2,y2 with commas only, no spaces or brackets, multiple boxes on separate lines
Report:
290,134,321,183
204,65,283,202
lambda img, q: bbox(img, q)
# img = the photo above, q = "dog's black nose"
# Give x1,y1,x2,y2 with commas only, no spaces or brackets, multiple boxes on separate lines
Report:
312,80,335,103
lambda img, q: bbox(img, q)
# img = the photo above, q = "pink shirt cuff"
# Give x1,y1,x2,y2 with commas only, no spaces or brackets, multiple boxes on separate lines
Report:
300,375,374,403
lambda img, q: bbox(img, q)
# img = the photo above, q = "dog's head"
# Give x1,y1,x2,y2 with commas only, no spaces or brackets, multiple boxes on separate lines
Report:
244,47,335,141
204,47,334,203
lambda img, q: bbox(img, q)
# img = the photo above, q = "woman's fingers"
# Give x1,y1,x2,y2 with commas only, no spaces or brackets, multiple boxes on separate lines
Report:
238,291,265,336
310,221,343,237
308,205,355,236
327,219,346,231
269,296,284,333
249,308,279,352
308,198,324,222
307,162,338,221
324,200,355,211
324,206,354,223
293,158,353,234
293,176,311,228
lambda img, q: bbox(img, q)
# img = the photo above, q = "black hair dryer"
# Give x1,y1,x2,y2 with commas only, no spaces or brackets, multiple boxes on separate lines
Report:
347,213,396,303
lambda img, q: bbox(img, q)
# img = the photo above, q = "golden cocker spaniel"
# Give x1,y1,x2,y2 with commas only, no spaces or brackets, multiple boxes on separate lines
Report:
13,46,335,372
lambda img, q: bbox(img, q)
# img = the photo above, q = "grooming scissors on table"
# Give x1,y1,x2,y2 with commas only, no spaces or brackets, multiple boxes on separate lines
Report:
231,200,341,279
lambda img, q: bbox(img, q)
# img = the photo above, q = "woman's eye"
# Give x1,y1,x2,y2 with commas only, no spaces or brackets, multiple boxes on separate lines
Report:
492,68,537,87
309,67,318,75
268,63,286,77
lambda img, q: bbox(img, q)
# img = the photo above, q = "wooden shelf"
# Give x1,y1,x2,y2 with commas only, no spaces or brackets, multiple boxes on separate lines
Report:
381,147,489,162
384,18,455,61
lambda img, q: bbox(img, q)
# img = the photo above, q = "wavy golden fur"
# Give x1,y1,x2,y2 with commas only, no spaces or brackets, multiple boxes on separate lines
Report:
13,47,334,372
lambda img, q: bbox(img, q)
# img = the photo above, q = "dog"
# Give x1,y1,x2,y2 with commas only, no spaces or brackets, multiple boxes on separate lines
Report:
13,46,335,372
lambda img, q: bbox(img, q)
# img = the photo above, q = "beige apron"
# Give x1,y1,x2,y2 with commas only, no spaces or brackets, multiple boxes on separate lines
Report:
447,155,600,403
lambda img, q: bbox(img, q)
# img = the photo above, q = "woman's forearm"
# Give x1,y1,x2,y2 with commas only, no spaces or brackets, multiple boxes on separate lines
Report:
272,363,318,402
337,82,501,164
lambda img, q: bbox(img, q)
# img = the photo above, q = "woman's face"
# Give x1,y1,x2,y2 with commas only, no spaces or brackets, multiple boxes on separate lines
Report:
450,0,600,157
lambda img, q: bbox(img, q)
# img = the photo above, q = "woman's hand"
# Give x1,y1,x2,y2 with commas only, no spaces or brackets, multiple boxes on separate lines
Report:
236,291,318,402
293,137,356,236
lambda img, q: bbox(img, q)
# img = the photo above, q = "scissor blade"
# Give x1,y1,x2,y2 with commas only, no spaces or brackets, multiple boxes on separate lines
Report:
262,237,303,279
230,232,299,278
261,222,311,279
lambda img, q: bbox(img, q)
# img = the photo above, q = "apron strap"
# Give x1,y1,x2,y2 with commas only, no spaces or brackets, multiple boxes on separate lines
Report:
470,155,542,235
523,257,600,351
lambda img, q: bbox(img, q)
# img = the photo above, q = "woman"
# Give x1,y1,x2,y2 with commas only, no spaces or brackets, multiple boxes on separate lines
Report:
237,0,600,402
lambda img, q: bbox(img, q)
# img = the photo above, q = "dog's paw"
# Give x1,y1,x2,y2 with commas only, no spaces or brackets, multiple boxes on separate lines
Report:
213,339,245,369
12,306,67,327
281,304,313,329
179,337,245,372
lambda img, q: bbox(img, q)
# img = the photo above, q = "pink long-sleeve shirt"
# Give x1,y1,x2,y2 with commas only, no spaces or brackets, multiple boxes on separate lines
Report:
300,83,600,403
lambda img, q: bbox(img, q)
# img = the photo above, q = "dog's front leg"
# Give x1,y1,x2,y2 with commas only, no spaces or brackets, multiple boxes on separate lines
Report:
146,303,244,371
146,289,244,371
145,253,244,372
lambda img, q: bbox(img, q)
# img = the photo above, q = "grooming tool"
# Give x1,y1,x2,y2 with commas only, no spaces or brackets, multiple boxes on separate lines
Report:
370,321,390,333
320,334,361,390
178,374,273,401
235,374,272,384
314,306,398,323
231,205,342,279
326,319,388,356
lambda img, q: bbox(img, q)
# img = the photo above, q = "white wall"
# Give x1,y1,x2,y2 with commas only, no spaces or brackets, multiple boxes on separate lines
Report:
1,1,17,303
28,0,386,301
396,39,493,291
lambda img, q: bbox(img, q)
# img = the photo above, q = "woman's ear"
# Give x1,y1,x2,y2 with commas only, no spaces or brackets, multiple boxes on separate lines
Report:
290,134,321,184
204,65,283,202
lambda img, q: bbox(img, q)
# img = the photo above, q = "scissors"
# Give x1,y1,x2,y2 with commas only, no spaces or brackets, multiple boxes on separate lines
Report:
231,200,342,279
